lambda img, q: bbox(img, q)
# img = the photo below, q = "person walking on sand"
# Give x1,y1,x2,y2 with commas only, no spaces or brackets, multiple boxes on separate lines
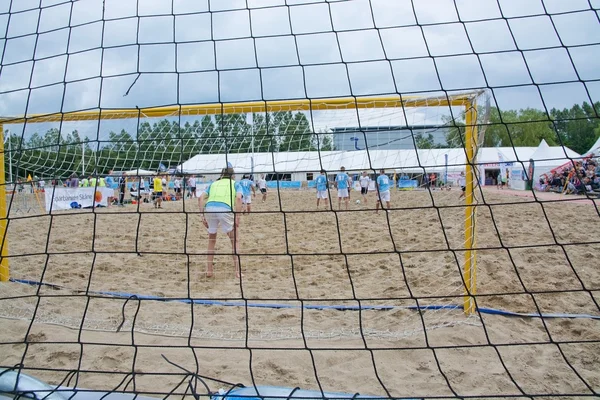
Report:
198,167,243,278
153,174,163,208
359,171,371,204
375,169,391,214
458,171,466,200
257,174,268,202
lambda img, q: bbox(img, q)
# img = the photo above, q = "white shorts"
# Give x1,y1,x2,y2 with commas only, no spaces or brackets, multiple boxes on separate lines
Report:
317,190,328,199
377,190,391,202
242,194,252,204
338,188,349,198
205,206,234,234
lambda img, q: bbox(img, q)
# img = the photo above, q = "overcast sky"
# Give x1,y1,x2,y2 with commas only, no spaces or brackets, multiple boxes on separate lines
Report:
0,0,599,137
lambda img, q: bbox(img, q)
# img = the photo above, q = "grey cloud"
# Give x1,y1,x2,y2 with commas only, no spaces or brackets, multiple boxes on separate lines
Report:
552,11,600,46
454,0,502,21
296,33,341,64
524,48,579,84
216,38,256,70
255,36,298,67
177,41,215,72
139,16,174,44
337,29,384,62
380,27,428,58
289,3,332,34
261,66,306,100
371,0,416,28
330,0,374,31
479,52,532,87
71,0,103,26
250,6,291,37
39,2,71,33
347,61,395,96
0,0,599,118
496,0,546,18
465,20,516,53
508,16,562,50
413,0,459,24
422,23,474,56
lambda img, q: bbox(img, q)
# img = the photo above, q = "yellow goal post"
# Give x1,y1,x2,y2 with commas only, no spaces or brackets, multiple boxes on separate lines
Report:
0,91,484,314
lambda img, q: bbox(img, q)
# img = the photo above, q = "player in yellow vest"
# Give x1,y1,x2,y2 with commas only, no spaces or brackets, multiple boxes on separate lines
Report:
153,175,163,208
198,167,242,278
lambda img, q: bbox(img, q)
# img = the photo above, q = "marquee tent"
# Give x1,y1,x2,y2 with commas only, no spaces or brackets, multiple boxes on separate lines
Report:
527,139,582,182
176,142,580,185
584,136,600,157
121,168,155,176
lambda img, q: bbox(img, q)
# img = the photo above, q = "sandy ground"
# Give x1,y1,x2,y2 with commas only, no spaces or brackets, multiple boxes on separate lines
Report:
1,187,599,398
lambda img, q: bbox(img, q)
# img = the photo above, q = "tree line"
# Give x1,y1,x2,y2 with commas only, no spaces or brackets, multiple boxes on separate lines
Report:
4,111,333,179
418,101,600,154
5,102,599,180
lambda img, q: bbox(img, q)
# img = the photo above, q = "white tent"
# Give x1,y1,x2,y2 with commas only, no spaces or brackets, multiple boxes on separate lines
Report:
122,168,155,176
177,149,470,177
584,136,600,157
527,139,581,182
176,142,581,186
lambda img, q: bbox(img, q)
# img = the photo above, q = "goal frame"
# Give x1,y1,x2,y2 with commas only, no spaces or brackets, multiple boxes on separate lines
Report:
0,92,480,314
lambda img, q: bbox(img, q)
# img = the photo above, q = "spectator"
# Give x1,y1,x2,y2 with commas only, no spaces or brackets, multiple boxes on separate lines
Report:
118,174,126,206
173,176,182,200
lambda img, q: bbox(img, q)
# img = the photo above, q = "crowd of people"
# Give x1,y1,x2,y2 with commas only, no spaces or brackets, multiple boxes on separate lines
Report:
538,158,600,195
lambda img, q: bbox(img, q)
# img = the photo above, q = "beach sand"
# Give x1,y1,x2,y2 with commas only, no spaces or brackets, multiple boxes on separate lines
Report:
1,188,599,398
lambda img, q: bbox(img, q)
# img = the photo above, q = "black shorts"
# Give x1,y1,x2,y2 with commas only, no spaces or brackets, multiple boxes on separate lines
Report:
361,187,368,195
461,186,466,192
190,187,196,193
260,188,267,193
154,191,162,199
175,188,181,193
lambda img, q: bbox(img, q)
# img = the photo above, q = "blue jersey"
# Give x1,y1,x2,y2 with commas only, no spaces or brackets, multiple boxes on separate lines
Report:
336,173,350,190
239,179,253,196
377,174,390,192
105,176,114,188
316,175,328,191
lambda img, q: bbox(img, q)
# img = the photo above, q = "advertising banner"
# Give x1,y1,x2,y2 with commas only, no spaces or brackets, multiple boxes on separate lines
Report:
45,187,114,212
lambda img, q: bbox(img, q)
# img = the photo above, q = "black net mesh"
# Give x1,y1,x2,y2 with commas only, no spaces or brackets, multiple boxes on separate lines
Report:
1,1,599,399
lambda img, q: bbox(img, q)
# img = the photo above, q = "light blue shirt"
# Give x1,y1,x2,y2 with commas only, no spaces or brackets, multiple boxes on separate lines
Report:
239,179,253,197
316,175,328,191
377,174,390,192
336,173,350,190
105,176,114,189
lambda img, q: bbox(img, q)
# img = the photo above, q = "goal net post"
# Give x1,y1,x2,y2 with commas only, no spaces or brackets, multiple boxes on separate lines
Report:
0,90,487,323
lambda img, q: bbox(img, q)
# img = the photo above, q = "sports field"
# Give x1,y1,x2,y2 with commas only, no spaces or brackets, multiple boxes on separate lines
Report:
1,188,599,397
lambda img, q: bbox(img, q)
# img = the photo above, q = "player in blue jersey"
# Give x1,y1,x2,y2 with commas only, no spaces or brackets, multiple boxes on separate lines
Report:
375,169,391,214
315,169,329,210
239,174,256,213
335,166,352,210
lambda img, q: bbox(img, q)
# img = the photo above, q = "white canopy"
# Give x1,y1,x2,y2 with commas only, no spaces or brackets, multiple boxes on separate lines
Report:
122,168,155,176
527,139,581,181
176,142,580,176
176,149,470,175
585,136,600,157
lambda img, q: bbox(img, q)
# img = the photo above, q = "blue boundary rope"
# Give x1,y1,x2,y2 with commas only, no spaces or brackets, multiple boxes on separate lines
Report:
10,278,600,320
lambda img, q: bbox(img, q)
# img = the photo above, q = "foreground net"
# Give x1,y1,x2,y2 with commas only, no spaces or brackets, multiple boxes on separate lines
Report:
1,1,599,399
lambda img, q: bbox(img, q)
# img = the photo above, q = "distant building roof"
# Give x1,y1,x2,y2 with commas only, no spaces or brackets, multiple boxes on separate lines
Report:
330,125,448,132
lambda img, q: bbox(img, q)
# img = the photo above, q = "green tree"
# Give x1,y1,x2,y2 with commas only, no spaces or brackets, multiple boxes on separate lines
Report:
550,102,600,154
279,112,314,151
445,107,558,148
415,132,436,149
